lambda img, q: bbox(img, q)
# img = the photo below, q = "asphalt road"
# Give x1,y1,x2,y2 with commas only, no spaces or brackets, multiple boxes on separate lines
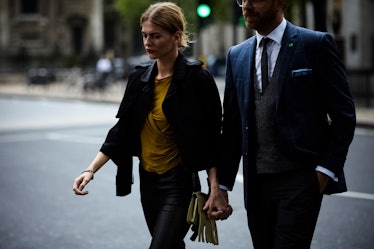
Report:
0,97,373,249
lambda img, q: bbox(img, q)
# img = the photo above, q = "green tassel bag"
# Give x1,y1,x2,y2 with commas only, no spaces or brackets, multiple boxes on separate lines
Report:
186,178,219,245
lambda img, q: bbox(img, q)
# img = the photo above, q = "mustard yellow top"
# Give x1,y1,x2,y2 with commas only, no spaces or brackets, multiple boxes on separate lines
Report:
140,76,182,174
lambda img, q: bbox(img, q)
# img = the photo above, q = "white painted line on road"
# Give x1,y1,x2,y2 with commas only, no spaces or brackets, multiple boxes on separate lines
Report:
0,120,114,132
46,132,102,144
0,132,104,144
0,133,44,143
334,191,374,201
235,173,374,201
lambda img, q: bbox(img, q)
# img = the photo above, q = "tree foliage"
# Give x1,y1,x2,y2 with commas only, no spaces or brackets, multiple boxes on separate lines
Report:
113,0,150,27
113,0,325,32
113,0,230,32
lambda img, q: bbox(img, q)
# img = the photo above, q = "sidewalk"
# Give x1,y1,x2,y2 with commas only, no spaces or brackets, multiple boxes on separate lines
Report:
0,73,373,128
0,77,126,103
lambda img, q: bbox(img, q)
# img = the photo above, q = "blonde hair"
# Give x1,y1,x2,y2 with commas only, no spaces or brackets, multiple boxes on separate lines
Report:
140,2,190,50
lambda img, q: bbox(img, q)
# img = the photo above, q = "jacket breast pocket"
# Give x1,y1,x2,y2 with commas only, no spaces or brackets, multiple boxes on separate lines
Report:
291,68,312,78
289,68,315,98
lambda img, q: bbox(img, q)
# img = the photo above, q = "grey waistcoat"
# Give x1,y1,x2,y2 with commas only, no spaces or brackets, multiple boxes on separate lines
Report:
253,58,299,174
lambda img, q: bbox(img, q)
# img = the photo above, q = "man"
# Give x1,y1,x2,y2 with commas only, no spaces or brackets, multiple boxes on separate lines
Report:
96,53,113,90
219,0,356,248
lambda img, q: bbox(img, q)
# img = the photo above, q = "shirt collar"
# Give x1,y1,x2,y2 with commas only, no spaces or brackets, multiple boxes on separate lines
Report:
256,18,287,48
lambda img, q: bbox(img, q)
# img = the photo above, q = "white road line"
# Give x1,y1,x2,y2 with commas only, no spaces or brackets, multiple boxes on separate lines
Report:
2,130,373,202
46,132,103,144
0,132,103,144
235,173,374,201
0,133,44,143
334,191,374,200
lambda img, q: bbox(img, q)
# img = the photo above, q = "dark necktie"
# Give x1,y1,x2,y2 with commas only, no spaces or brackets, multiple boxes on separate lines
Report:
261,38,270,94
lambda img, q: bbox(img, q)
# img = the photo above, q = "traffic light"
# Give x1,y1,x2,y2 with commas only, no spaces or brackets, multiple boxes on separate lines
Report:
197,2,211,18
197,0,211,30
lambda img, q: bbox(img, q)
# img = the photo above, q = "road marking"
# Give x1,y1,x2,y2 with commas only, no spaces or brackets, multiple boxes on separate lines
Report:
334,191,374,200
0,131,104,144
46,132,102,144
2,128,373,202
235,173,374,201
0,133,44,143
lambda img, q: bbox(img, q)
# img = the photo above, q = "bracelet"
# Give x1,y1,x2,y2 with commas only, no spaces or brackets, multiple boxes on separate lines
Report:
82,170,94,180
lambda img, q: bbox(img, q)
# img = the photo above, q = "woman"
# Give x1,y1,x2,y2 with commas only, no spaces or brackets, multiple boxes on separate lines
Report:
73,2,230,248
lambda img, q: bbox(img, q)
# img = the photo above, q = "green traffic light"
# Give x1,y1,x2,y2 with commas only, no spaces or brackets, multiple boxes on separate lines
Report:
197,4,211,18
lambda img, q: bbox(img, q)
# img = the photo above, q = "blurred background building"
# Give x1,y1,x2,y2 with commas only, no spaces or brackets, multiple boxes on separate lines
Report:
1,0,108,69
0,0,373,105
0,0,373,69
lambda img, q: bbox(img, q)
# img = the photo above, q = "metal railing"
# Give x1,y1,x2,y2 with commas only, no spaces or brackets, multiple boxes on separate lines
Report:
347,69,374,107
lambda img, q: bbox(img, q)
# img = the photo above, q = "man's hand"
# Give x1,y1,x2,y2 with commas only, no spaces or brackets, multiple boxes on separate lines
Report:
316,171,330,194
203,188,233,220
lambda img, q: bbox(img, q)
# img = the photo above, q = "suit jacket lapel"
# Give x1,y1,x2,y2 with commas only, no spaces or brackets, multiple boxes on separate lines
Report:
237,38,256,114
275,22,298,111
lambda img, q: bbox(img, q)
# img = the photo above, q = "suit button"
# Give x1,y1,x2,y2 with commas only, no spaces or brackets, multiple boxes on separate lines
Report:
244,152,248,158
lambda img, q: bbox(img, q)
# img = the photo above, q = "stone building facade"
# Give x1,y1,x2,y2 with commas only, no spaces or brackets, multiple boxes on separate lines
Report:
0,0,108,67
338,0,374,70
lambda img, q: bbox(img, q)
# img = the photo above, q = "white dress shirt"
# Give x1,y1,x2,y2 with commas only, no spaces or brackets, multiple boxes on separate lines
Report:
255,18,286,93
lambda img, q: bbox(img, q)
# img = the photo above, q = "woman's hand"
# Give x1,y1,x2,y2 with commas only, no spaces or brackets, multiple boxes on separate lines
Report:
72,152,109,195
203,187,233,220
204,166,233,220
73,171,94,195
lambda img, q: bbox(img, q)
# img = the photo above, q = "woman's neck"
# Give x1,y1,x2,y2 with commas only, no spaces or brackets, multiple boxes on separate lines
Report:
156,51,178,79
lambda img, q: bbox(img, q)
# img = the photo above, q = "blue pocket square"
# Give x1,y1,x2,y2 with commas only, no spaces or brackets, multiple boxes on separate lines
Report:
291,68,312,77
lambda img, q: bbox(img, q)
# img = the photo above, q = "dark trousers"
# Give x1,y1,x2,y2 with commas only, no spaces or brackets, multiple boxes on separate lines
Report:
247,168,323,249
139,165,192,249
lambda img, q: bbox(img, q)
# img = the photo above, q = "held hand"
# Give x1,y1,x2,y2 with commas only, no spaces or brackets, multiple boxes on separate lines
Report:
73,172,93,195
316,171,330,194
203,188,233,220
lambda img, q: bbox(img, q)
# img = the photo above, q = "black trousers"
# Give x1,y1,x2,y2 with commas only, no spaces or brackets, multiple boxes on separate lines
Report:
139,165,192,249
247,167,323,249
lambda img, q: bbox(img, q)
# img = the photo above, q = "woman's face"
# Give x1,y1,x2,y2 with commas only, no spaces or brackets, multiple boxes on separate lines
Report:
141,20,179,61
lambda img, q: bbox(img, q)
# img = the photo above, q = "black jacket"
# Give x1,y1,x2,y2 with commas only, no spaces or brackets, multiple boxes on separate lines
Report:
100,54,222,196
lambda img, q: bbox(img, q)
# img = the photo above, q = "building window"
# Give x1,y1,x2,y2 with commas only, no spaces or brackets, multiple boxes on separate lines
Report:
21,31,43,47
20,0,39,14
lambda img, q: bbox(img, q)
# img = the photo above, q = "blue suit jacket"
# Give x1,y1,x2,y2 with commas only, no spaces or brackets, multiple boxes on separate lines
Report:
220,22,356,202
